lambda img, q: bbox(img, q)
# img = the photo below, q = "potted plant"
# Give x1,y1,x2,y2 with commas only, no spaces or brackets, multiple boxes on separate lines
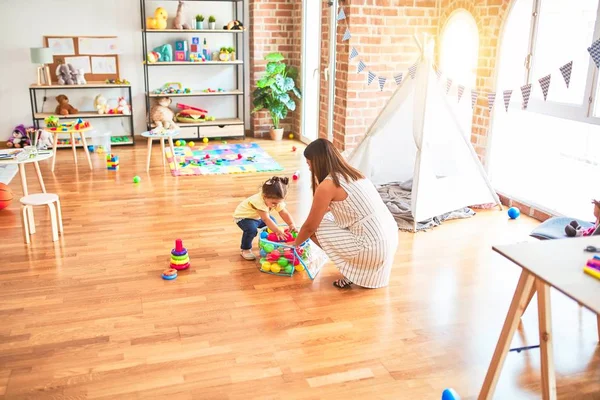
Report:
227,46,236,61
208,15,216,30
195,14,204,29
252,52,302,141
219,47,230,62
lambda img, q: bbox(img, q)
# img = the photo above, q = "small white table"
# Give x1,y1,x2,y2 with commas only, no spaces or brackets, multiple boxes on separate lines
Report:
0,150,53,225
45,127,93,172
141,129,180,172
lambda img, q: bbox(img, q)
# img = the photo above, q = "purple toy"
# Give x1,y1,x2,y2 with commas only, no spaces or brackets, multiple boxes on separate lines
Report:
6,124,32,148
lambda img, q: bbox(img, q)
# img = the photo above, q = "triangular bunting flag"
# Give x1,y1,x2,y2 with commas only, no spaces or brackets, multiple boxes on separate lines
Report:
521,83,532,110
487,92,496,113
342,28,351,42
349,47,358,60
559,61,572,88
357,60,366,74
457,85,465,103
367,71,376,85
337,7,346,21
503,89,512,112
446,78,452,94
471,89,479,109
394,73,403,85
587,38,600,68
435,66,442,80
378,76,386,91
408,63,417,79
538,74,551,101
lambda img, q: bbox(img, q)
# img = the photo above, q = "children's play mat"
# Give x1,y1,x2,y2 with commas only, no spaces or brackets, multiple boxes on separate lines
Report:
165,142,283,176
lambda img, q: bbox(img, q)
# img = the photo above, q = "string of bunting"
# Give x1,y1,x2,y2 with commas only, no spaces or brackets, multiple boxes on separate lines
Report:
338,4,600,110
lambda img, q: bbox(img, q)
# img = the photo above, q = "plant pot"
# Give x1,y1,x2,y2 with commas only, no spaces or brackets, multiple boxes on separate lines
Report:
209,22,216,30
269,128,284,141
230,52,236,61
196,21,204,29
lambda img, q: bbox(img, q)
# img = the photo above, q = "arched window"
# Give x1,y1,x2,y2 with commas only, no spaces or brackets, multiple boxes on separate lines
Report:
439,10,479,134
490,0,600,219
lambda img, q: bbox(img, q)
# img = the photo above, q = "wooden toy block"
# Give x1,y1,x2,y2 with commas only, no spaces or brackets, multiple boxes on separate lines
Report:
175,40,188,51
190,44,198,53
175,51,187,61
192,37,200,45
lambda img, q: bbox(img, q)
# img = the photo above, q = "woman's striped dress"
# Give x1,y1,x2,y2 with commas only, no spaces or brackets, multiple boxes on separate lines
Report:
315,176,398,288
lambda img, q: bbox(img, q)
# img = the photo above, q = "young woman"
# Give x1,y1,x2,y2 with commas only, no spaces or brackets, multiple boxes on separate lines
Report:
293,139,398,289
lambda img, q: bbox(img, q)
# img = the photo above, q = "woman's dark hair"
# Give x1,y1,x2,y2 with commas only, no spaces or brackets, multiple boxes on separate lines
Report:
262,176,289,199
303,138,364,194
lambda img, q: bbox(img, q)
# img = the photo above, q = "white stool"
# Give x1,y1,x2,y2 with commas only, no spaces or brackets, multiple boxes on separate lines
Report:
20,193,63,243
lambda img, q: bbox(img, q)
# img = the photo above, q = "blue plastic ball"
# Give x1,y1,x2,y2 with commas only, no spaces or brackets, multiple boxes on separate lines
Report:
260,250,266,257
441,388,461,400
260,231,268,239
507,207,520,219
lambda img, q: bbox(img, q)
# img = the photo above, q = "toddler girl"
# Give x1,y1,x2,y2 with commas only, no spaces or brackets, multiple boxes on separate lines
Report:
233,176,297,260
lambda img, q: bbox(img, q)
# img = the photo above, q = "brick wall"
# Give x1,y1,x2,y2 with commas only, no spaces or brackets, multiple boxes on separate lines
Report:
248,0,301,138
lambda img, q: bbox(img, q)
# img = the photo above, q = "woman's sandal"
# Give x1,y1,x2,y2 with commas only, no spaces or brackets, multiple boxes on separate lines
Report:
333,278,353,289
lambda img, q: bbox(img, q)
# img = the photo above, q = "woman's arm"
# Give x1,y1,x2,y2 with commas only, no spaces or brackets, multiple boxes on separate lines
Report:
278,208,297,231
294,180,335,246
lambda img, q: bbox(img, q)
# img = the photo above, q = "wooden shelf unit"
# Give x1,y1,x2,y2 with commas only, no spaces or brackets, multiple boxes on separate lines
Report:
148,90,243,98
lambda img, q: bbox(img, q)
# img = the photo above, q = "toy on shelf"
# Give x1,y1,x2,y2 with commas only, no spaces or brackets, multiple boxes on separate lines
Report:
175,103,208,123
154,44,173,62
257,226,327,278
150,97,177,129
106,154,119,170
105,78,131,85
44,115,59,128
153,82,191,95
55,94,78,115
44,116,91,132
219,47,232,62
147,51,161,63
6,125,32,148
146,7,168,30
73,118,90,130
173,1,192,30
56,63,78,85
111,136,131,143
107,97,132,115
94,94,109,114
170,239,190,270
223,20,244,30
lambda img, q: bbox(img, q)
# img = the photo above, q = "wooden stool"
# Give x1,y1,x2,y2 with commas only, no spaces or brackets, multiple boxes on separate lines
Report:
141,130,179,172
20,193,63,243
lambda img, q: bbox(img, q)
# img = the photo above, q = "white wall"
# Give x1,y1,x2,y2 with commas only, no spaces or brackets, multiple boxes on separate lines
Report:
0,0,249,141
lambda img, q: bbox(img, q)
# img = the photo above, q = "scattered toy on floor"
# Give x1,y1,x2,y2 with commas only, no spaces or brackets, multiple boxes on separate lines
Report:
0,183,13,211
133,175,141,183
289,133,294,139
170,239,190,270
292,146,297,152
203,137,209,143
204,154,210,159
162,268,178,280
507,207,520,219
441,388,461,400
293,171,299,181
188,141,195,147
6,125,32,148
237,153,242,159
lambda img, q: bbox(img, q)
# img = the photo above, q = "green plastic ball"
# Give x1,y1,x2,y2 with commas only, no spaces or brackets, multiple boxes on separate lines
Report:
283,265,293,274
260,258,266,264
264,243,274,253
133,176,141,183
292,231,298,238
277,257,289,267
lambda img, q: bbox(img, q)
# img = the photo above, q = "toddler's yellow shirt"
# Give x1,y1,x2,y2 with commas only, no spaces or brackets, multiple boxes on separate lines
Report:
233,192,285,220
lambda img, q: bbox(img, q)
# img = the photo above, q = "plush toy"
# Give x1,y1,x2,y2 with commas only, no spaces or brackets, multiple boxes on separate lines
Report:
74,68,86,85
116,97,131,115
173,1,192,29
223,20,244,30
154,44,173,62
94,94,109,114
6,125,32,148
55,94,79,115
150,97,177,129
147,51,161,63
37,129,53,150
565,200,600,237
147,7,168,29
56,63,75,85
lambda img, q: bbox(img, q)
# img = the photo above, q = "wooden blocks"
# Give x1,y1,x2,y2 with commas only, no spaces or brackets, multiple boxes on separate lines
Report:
175,51,187,61
106,154,119,170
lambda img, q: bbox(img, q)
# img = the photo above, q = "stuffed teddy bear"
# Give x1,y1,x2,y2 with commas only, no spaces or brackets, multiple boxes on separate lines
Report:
6,125,32,148
56,63,75,85
150,97,177,129
94,94,109,114
55,94,79,115
223,20,244,30
565,200,600,237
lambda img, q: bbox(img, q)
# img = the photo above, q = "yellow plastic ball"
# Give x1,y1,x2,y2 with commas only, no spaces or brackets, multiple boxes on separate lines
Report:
188,141,195,147
267,228,272,234
202,137,209,144
289,133,294,139
270,264,281,274
294,264,305,272
261,262,271,272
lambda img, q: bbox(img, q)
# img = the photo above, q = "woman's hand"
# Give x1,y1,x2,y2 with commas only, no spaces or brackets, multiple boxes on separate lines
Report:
288,225,298,234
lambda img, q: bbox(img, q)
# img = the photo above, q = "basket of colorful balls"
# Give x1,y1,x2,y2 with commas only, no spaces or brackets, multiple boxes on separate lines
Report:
257,226,327,279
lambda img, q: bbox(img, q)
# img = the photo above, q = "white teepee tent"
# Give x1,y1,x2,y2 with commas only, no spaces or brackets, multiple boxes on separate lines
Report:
347,40,501,230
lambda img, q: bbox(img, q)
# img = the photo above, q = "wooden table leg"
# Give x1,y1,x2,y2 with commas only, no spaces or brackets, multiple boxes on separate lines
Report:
478,270,536,400
160,138,166,166
51,133,59,172
168,136,177,170
18,164,35,234
596,314,600,343
33,162,46,193
536,280,556,400
146,138,153,172
521,284,537,319
79,131,93,170
69,133,78,165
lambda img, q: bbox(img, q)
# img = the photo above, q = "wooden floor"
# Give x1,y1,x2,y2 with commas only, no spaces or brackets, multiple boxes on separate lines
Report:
0,139,598,399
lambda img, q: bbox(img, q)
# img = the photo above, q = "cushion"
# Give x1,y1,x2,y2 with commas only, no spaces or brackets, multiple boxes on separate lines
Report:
530,216,595,240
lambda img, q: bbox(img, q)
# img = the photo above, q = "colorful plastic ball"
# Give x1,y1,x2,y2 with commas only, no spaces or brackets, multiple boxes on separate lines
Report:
188,141,195,147
292,231,298,238
292,146,297,152
237,153,243,159
261,262,271,272
277,257,289,267
508,207,520,219
294,264,305,272
260,250,267,257
283,265,293,274
441,388,461,400
293,258,300,266
270,264,281,274
264,243,274,253
133,176,141,183
179,140,186,146
267,233,278,242
267,228,272,233
0,183,13,211
202,137,209,143
260,231,268,239
289,133,294,139
270,250,281,258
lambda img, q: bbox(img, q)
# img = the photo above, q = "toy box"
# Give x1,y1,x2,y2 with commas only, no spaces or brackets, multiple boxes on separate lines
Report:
86,131,112,154
257,225,328,279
